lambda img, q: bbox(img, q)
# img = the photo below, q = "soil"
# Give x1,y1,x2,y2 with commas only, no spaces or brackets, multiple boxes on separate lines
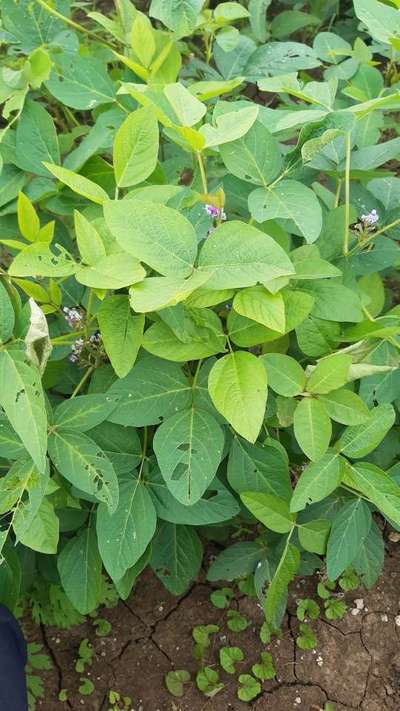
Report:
31,543,400,711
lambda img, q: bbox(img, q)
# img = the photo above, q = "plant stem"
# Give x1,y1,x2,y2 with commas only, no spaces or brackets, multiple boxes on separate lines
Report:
349,216,400,255
138,427,148,481
34,0,114,48
196,151,208,194
334,178,342,208
343,132,351,256
71,366,94,398
85,290,94,337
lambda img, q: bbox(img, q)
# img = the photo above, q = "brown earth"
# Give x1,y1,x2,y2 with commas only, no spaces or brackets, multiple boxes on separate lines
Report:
30,544,400,711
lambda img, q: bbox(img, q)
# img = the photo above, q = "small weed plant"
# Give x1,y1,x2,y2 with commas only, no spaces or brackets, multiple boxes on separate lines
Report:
0,0,399,662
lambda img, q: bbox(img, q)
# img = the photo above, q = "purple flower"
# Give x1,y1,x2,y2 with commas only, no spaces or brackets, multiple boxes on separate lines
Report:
361,209,379,227
63,306,83,329
204,204,227,221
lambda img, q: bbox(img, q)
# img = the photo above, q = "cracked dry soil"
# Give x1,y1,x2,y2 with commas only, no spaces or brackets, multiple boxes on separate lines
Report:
31,545,400,711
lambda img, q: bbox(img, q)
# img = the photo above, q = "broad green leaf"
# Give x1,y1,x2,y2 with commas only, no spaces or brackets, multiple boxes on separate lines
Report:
58,528,103,614
296,316,341,357
90,421,141,476
228,437,291,499
319,389,370,425
143,315,226,361
233,287,285,332
219,647,244,674
326,498,372,580
115,546,152,600
306,354,352,394
0,350,47,472
207,541,266,581
15,100,60,177
337,404,395,458
108,355,191,426
76,253,145,290
353,520,384,588
17,192,40,242
113,107,159,188
290,451,343,512
300,281,363,322
129,271,210,312
0,281,15,344
97,476,157,582
48,431,119,513
150,0,203,37
291,245,342,280
74,211,106,266
18,498,59,554
43,163,108,204
353,0,400,44
9,244,77,278
298,519,330,554
151,521,202,594
261,354,305,397
200,105,259,147
45,55,115,109
153,408,224,505
0,543,21,613
131,13,155,67
219,120,282,185
0,415,25,460
264,542,300,627
11,459,50,542
293,398,332,461
249,0,271,43
241,492,295,533
97,296,144,378
346,462,400,527
249,180,322,243
237,675,261,702
208,351,268,442
198,221,294,289
163,83,206,126
53,394,118,432
104,199,197,277
245,41,321,80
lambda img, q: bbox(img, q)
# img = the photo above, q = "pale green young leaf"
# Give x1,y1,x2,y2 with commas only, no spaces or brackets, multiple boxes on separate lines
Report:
249,180,322,243
104,199,197,277
97,477,157,582
17,192,40,242
261,353,306,397
74,210,106,266
18,498,59,554
163,83,206,126
208,351,268,443
97,296,144,378
233,286,285,332
298,519,330,554
113,107,159,188
240,492,295,533
219,646,244,674
131,14,155,67
129,271,210,313
153,408,224,505
290,451,343,512
0,282,15,344
326,498,372,580
58,528,102,614
306,354,352,394
293,398,332,461
9,244,77,278
319,389,370,425
76,253,145,290
200,105,258,147
43,163,108,204
337,404,395,459
237,674,261,702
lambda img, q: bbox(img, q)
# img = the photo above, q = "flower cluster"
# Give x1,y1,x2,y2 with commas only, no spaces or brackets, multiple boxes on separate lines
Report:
62,306,83,329
204,204,227,221
70,337,84,363
360,209,379,228
69,331,103,365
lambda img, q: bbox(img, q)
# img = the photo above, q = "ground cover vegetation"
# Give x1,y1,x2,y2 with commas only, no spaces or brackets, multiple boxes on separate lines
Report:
0,0,400,692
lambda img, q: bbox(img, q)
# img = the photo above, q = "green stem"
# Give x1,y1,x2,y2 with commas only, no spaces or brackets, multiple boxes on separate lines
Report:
85,290,94,337
191,360,203,391
71,366,94,398
138,427,148,481
196,151,208,194
343,132,351,256
34,0,114,48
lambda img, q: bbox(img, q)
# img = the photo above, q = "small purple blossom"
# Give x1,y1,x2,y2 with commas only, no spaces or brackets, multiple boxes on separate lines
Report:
69,337,84,363
89,330,102,345
204,204,227,221
63,306,83,329
361,209,379,227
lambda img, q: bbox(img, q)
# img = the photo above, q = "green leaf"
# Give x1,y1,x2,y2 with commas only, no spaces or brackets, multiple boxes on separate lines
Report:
113,107,159,188
353,0,400,44
104,199,197,277
296,598,320,621
151,521,202,594
208,351,268,442
196,667,224,697
48,430,119,513
76,253,145,290
0,543,21,613
337,404,395,459
261,353,305,396
300,281,363,322
353,520,384,588
53,394,118,432
298,519,330,554
237,674,261,702
219,646,244,674
198,221,294,289
264,542,300,627
306,354,352,394
249,180,322,243
210,587,234,609
18,498,59,554
346,462,400,527
108,355,191,426
227,609,250,631
0,281,15,344
291,245,342,280
200,105,259,147
319,389,370,425
165,670,190,698
326,498,372,580
228,437,291,499
153,407,224,505
17,192,40,243
293,398,332,461
79,678,95,696
9,459,50,542
74,210,106,266
43,163,108,204
0,350,47,472
129,271,210,313
233,286,285,332
296,622,317,650
97,477,157,582
58,528,103,614
9,243,77,278
143,315,226,362
290,451,343,512
324,598,347,620
252,651,276,680
219,119,282,185
150,0,203,37
207,541,265,581
45,55,115,109
15,101,59,177
241,492,295,533
97,296,144,378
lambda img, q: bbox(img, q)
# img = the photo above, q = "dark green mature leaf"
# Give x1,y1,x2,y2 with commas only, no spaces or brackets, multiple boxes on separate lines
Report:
58,528,103,614
228,437,291,499
249,180,322,243
207,541,266,582
53,394,118,432
346,462,400,526
15,101,59,177
353,520,384,588
291,451,343,512
151,521,202,594
326,498,372,580
337,404,395,459
153,407,224,505
97,477,157,582
0,350,47,472
264,542,300,627
46,55,115,110
2,0,70,52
